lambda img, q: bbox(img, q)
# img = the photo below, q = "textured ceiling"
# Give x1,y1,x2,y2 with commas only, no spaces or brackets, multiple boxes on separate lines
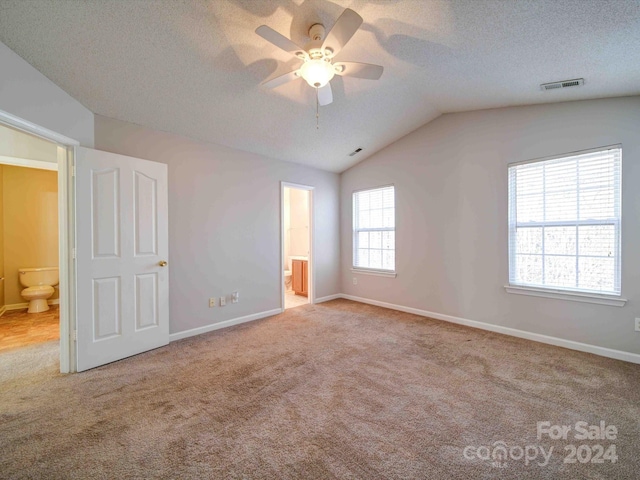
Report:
1,0,639,172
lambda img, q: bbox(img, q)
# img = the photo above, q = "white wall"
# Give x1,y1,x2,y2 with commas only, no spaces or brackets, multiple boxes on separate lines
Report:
341,96,640,355
94,115,340,334
0,123,58,162
0,41,94,146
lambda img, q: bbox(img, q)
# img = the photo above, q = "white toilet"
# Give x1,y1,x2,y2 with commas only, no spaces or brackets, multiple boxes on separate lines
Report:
284,258,293,291
19,267,59,313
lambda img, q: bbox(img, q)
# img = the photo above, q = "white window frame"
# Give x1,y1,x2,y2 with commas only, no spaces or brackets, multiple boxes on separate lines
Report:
505,145,626,307
352,185,396,277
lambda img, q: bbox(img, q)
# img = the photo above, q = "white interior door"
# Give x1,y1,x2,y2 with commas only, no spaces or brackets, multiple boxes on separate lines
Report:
75,147,169,372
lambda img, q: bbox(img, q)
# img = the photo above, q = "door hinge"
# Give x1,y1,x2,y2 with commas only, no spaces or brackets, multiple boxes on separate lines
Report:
71,165,76,177
72,248,77,259
72,330,77,341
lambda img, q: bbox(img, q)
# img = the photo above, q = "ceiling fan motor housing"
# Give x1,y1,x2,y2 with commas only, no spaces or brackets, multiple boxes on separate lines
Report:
308,23,325,41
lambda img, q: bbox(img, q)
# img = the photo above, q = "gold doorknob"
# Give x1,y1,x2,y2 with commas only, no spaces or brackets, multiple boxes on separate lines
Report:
158,260,168,267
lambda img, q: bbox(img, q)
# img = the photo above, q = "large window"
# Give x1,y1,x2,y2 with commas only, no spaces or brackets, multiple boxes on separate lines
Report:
508,146,621,295
353,185,395,272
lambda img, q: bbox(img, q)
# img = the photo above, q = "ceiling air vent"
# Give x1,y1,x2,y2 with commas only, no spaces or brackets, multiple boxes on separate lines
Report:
540,78,584,91
348,147,363,157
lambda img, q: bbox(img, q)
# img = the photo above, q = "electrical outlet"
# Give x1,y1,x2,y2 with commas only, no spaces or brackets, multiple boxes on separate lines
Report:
231,291,239,304
353,277,358,285
209,297,215,308
635,318,640,332
220,296,226,306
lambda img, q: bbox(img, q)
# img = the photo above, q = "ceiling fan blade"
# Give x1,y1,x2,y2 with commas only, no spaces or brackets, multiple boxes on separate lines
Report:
334,62,383,80
256,25,305,57
321,9,363,57
262,69,301,89
317,83,333,106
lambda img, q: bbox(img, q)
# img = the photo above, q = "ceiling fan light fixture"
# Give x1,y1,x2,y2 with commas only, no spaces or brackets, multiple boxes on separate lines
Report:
256,7,382,112
299,59,335,88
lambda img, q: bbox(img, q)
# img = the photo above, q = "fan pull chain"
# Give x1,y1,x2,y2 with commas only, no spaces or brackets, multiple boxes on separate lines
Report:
315,87,319,129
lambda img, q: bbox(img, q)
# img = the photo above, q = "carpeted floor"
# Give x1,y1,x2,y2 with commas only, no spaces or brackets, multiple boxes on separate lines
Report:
1,299,639,479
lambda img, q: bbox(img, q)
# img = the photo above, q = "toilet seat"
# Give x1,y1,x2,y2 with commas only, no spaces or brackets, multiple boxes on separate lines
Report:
21,285,55,298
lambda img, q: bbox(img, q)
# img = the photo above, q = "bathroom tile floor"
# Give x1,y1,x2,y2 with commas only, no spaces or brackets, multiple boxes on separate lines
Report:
0,306,59,352
285,291,308,309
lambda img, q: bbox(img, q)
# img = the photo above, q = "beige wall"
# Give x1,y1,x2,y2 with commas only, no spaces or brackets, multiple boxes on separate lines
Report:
283,187,310,270
283,187,290,270
3,166,58,306
288,188,309,257
341,96,640,356
0,165,4,309
95,114,341,334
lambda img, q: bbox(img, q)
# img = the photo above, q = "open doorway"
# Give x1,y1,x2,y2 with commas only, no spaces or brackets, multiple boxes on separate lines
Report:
0,115,75,373
0,124,60,354
281,183,313,310
2,108,169,373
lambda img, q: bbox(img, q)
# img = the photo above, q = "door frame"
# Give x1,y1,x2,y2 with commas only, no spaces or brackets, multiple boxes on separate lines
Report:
280,182,315,310
0,109,78,373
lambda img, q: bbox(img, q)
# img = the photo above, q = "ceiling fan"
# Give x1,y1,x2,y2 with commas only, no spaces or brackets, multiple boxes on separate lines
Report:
255,8,383,107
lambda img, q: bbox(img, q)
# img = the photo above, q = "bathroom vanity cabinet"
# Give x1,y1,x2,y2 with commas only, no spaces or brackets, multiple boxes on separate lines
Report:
292,259,308,297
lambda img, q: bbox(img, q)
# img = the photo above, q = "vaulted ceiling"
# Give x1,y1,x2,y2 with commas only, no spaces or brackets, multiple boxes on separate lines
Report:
1,0,639,172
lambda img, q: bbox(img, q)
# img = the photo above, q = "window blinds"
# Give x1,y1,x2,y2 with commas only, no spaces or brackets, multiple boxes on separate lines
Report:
353,185,395,271
508,146,622,295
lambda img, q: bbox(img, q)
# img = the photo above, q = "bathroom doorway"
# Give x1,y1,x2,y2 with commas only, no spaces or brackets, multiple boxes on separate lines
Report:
0,117,75,373
281,183,313,310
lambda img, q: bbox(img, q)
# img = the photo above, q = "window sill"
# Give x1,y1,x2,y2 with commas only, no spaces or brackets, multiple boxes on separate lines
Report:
504,285,627,307
351,268,397,278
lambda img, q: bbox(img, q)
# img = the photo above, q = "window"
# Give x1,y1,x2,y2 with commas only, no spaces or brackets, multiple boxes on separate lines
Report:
353,185,395,272
508,146,621,296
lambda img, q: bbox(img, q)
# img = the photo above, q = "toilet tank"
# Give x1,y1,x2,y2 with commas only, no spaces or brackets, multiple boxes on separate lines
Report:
18,267,59,287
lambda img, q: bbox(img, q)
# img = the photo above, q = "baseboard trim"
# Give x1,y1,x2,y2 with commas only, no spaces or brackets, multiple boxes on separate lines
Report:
169,308,283,342
0,305,5,317
5,299,60,311
340,294,640,365
315,294,342,304
5,302,29,311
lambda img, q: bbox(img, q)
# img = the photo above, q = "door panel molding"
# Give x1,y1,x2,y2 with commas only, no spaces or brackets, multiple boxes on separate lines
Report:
133,171,158,256
91,168,121,258
135,273,159,330
92,276,122,340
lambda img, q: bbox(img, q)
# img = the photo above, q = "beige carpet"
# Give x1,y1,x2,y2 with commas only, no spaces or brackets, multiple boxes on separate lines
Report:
1,299,639,479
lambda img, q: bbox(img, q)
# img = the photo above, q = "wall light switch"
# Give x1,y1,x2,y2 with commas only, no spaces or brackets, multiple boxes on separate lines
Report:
220,296,226,306
209,297,215,308
231,291,239,303
635,318,640,332
353,277,358,285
